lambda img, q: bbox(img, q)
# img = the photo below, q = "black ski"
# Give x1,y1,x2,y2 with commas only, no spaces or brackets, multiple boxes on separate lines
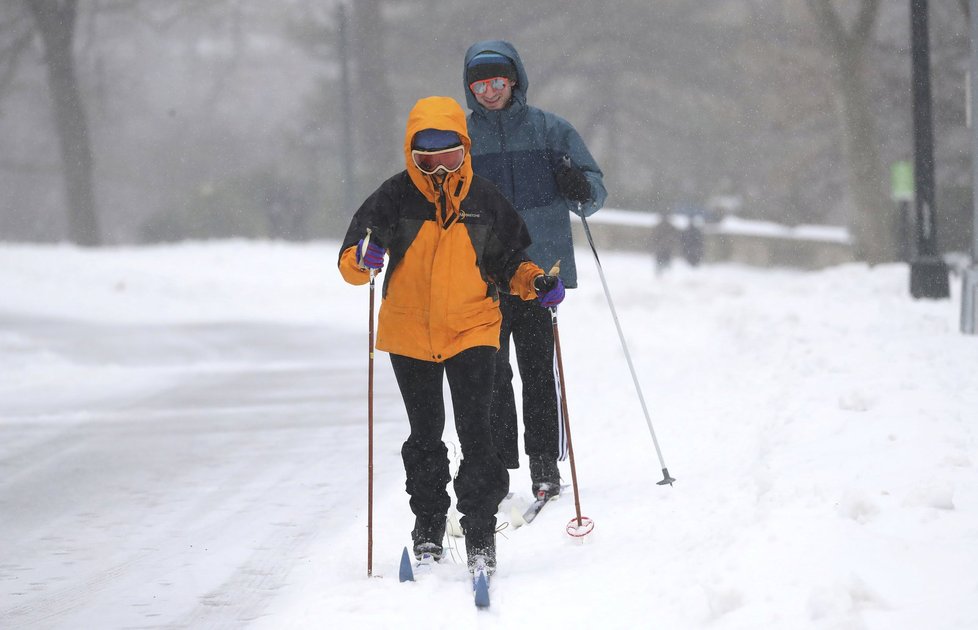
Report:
521,495,554,524
521,484,570,524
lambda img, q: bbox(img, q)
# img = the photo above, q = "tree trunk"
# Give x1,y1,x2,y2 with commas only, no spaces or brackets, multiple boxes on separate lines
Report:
836,50,898,262
25,0,100,246
351,0,397,189
807,0,897,263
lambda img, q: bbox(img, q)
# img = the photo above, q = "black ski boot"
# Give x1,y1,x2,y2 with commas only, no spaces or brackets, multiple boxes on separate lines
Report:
412,514,446,561
464,526,496,576
529,454,561,500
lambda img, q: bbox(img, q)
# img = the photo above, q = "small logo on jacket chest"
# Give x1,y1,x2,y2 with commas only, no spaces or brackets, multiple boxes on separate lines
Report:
459,211,481,221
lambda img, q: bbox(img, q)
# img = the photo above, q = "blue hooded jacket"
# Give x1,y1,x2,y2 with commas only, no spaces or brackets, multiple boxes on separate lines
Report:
464,40,607,288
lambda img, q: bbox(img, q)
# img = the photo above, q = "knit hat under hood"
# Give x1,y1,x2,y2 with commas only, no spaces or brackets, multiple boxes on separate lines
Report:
465,52,518,86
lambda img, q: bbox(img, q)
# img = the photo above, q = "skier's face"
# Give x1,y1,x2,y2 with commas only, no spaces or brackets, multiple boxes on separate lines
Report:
473,79,512,111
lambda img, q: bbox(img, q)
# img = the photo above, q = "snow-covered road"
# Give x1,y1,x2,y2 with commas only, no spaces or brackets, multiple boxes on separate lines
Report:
0,316,403,628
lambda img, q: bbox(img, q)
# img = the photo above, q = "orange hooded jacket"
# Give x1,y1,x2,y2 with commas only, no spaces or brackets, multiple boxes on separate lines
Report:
338,96,544,362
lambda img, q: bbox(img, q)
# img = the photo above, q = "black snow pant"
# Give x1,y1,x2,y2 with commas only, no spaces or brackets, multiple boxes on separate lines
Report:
489,293,562,469
391,346,509,536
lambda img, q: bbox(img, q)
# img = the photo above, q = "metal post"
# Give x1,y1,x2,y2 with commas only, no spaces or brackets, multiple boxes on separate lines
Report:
891,160,915,262
899,200,912,262
963,0,978,333
909,0,950,299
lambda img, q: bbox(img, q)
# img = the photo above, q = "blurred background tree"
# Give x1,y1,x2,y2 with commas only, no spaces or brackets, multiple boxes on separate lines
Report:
0,0,971,261
11,0,99,245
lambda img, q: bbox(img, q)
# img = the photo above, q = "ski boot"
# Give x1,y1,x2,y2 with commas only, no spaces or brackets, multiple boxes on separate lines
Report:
464,527,496,576
411,514,446,562
529,454,561,501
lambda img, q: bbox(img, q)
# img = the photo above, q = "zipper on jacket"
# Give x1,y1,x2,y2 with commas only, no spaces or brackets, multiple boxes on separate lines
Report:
436,180,457,229
496,115,515,204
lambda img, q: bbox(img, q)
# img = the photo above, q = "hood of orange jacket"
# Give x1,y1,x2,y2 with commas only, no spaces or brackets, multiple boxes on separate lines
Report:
404,96,474,226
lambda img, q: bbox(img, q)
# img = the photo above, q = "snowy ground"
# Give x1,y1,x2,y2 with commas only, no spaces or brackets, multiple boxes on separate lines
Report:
1,239,976,629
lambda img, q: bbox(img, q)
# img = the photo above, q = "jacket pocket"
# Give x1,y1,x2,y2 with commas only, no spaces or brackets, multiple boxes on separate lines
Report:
446,300,500,334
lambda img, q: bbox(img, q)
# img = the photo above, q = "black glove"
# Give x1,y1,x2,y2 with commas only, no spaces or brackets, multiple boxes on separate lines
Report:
534,274,565,307
555,159,591,203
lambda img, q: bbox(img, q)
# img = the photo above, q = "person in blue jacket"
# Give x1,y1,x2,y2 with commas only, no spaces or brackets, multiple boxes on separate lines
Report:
463,40,607,501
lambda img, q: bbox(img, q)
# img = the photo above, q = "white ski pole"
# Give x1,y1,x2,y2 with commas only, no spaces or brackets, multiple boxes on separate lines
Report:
578,201,675,486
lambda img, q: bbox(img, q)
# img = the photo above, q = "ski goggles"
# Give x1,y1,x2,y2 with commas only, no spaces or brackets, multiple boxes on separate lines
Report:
411,144,465,175
469,77,510,96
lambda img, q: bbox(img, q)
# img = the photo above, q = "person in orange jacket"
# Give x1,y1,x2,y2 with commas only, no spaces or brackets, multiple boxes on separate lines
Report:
338,96,565,576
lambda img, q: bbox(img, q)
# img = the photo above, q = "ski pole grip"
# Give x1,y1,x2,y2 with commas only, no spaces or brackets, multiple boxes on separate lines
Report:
361,227,372,255
357,228,373,271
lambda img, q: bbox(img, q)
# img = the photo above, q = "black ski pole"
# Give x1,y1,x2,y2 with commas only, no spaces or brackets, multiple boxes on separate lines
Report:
576,194,676,486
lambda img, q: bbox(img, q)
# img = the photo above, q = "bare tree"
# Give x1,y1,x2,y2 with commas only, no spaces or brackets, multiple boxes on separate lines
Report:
351,0,397,180
806,0,897,262
0,7,34,105
288,0,397,205
2,0,969,246
23,0,100,245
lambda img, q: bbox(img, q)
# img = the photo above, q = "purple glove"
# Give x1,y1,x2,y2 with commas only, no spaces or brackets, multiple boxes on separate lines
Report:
356,239,385,270
535,275,565,308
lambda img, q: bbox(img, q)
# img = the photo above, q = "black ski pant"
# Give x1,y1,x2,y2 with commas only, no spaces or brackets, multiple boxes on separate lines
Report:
391,346,509,536
489,293,561,469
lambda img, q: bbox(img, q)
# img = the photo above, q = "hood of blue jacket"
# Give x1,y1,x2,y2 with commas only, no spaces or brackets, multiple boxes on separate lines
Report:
463,40,529,112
